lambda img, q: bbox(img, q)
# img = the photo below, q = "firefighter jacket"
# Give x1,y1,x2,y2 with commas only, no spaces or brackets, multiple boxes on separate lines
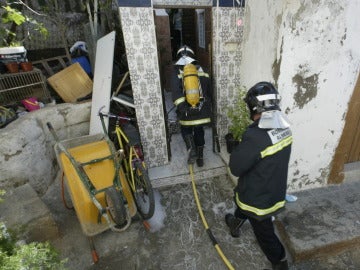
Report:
229,119,292,221
171,65,212,126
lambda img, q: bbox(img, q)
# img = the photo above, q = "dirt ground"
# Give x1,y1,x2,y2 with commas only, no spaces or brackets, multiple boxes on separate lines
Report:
42,173,360,270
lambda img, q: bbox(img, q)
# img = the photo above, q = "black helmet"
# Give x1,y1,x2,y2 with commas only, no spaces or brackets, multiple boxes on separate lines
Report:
176,45,195,59
244,82,281,119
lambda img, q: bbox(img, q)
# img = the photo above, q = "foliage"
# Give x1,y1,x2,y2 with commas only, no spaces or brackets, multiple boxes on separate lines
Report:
227,87,252,141
0,239,67,270
0,223,15,260
0,190,67,269
0,4,48,47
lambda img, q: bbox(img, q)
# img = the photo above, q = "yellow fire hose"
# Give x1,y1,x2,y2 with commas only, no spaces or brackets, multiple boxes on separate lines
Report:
189,165,235,270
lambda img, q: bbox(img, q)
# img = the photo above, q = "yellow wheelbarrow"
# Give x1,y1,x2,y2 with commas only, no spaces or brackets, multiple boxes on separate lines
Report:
47,122,137,262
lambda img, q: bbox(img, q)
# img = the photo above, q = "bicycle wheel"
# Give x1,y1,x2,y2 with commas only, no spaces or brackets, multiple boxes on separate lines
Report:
105,187,127,227
133,160,155,219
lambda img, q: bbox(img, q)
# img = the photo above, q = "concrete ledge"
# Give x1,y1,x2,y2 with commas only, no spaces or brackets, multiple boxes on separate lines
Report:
343,161,360,182
149,129,229,188
151,166,228,188
275,180,360,262
0,183,59,243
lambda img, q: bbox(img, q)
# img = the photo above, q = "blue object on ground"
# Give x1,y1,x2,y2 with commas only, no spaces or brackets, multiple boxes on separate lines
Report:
286,194,298,202
71,56,92,77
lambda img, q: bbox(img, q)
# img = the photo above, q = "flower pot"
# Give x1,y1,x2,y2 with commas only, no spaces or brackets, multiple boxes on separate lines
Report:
0,62,7,74
225,133,240,154
20,61,33,72
5,62,19,73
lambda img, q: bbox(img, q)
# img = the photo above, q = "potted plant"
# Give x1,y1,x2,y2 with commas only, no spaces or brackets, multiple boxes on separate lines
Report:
225,86,252,153
0,4,48,73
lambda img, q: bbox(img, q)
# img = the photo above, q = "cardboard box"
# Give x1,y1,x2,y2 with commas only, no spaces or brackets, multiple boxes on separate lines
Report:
0,46,27,64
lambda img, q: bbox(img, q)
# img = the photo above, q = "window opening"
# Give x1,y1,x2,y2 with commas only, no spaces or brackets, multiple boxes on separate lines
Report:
196,9,205,49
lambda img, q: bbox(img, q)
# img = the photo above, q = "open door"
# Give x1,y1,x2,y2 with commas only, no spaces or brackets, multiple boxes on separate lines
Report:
329,72,360,183
154,8,212,161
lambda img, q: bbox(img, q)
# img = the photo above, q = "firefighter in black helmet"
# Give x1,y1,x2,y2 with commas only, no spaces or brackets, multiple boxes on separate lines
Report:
226,82,292,270
171,45,212,167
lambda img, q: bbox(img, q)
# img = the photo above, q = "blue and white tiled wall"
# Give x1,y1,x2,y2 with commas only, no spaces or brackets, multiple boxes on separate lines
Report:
118,1,245,168
118,7,168,168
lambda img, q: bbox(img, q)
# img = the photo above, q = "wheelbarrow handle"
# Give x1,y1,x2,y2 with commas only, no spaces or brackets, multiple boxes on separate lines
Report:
46,122,60,142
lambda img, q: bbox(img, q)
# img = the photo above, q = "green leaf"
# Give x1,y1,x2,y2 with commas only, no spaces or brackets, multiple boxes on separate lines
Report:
2,6,26,25
227,87,251,140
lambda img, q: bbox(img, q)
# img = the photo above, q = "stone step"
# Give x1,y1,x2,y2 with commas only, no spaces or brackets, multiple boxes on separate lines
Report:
0,183,59,243
149,129,228,188
275,179,360,262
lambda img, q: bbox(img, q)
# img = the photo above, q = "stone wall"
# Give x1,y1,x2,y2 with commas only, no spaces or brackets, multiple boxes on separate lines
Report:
0,102,91,196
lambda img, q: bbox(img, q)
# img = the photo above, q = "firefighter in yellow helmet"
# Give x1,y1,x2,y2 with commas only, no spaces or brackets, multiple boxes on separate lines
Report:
171,45,212,167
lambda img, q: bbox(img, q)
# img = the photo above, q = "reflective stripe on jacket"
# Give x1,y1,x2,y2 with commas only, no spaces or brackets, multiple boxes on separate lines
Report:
171,65,212,125
229,120,292,220
179,118,211,126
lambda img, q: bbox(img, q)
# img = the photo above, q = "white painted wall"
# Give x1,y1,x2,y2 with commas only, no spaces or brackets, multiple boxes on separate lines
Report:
241,0,360,191
240,0,283,85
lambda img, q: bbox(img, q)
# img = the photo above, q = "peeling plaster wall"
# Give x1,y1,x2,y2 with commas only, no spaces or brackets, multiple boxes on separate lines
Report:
240,1,283,85
241,0,360,191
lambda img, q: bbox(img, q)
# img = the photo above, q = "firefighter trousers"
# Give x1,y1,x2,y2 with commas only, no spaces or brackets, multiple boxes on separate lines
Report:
235,208,286,264
181,125,205,147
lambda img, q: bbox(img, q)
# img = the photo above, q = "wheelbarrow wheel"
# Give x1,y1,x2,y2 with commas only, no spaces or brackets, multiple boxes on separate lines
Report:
105,187,127,227
133,160,155,220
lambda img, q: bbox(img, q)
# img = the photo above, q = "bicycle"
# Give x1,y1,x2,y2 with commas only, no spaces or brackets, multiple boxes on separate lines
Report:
98,106,155,220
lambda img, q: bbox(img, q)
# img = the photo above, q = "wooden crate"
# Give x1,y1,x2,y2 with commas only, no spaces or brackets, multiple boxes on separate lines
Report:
47,63,93,103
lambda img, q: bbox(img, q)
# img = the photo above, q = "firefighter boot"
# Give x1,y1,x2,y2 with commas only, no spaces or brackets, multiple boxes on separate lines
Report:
271,259,289,270
225,214,246,238
184,135,197,164
196,146,204,167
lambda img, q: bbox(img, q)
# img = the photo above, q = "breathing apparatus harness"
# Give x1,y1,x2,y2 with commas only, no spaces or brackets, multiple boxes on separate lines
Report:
178,64,206,115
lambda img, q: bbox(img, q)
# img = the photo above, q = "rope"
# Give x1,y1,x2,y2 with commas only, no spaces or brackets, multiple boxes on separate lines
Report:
189,165,235,270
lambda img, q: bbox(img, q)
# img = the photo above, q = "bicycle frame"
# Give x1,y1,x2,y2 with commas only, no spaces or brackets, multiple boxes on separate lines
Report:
98,107,145,193
114,120,146,192
98,106,155,220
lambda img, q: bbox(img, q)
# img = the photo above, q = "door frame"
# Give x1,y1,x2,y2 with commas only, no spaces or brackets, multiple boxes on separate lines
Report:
328,72,360,183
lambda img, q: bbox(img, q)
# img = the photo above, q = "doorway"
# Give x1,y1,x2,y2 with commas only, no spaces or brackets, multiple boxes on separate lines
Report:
154,7,212,161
